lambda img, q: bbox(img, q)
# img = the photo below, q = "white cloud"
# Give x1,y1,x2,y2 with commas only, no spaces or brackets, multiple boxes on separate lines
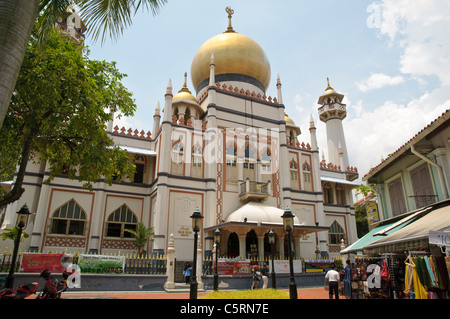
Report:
344,88,450,180
357,73,404,92
379,0,450,85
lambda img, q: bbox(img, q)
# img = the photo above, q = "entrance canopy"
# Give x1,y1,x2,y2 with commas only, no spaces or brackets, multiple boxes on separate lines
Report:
205,201,328,236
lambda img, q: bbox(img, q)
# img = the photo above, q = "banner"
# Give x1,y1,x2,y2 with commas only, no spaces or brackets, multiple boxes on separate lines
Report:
269,260,302,274
217,258,251,275
78,254,125,273
21,253,71,273
304,259,334,273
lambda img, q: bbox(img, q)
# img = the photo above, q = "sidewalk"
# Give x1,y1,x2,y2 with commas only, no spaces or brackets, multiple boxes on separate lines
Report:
52,287,334,299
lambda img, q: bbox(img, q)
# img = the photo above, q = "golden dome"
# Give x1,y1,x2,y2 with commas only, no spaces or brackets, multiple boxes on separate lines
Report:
285,113,295,125
173,73,198,103
323,77,336,94
190,9,271,93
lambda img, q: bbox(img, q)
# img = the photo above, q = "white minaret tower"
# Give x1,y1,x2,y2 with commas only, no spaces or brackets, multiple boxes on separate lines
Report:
317,78,349,170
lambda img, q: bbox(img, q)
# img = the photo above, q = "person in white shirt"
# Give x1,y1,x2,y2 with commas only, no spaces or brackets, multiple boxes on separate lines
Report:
324,264,341,299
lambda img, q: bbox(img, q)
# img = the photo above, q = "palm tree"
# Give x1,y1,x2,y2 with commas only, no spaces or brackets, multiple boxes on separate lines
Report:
0,0,167,130
125,222,154,255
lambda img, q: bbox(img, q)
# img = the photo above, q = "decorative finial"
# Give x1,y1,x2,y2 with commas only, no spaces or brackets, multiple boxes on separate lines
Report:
325,77,334,93
178,72,192,94
183,72,188,88
225,6,235,33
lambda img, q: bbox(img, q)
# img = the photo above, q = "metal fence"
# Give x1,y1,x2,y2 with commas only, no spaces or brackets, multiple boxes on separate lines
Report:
0,249,167,275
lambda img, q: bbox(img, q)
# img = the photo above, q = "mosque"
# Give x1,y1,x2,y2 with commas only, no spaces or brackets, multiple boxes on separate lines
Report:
1,7,359,261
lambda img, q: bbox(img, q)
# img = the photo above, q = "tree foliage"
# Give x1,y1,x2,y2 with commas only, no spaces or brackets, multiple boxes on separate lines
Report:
124,222,154,255
0,28,136,207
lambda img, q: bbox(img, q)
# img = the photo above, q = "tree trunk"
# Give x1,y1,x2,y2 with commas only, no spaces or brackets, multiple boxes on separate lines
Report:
0,0,40,129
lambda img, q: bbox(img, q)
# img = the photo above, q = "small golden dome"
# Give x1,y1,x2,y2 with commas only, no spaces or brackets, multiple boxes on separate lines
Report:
285,113,295,125
191,7,271,93
173,72,198,103
323,77,336,94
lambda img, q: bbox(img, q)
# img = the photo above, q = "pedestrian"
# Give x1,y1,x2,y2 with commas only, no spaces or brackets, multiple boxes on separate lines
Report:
183,262,192,284
324,264,341,299
261,262,269,289
251,265,261,290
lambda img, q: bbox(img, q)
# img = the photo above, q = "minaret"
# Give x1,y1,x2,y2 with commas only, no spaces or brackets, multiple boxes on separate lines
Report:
317,78,349,170
152,101,161,137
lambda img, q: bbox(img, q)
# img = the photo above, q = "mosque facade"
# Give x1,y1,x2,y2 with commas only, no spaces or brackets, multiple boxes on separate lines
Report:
1,8,359,261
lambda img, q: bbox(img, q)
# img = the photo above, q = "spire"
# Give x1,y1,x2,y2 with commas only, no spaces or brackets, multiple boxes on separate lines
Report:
225,6,236,33
276,73,283,105
154,101,161,116
177,72,192,94
309,113,315,128
163,79,173,122
165,79,173,96
209,54,216,87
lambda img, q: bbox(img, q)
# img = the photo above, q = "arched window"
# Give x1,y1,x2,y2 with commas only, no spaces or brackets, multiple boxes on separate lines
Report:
302,162,312,191
226,143,237,182
243,144,256,181
106,205,138,238
323,182,333,204
191,144,203,178
336,184,346,205
171,142,184,175
50,199,86,235
329,221,345,245
260,149,271,184
133,154,146,183
290,161,299,189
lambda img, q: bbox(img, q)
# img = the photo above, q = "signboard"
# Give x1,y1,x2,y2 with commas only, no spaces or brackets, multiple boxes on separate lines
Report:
269,260,302,274
366,201,380,230
429,230,450,246
78,254,125,273
304,259,334,273
21,253,71,273
217,258,251,275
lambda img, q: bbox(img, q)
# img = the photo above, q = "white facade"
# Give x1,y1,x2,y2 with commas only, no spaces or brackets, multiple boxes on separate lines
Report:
0,12,359,262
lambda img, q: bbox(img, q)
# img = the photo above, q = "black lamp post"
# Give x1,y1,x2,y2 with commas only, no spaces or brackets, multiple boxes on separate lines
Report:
281,207,298,299
268,229,276,289
5,204,31,289
213,228,220,291
190,207,203,299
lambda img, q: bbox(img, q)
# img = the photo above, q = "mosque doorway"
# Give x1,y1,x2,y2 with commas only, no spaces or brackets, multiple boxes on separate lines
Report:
227,232,239,258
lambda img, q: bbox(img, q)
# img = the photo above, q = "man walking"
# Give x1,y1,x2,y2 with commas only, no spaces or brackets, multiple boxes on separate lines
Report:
324,264,341,299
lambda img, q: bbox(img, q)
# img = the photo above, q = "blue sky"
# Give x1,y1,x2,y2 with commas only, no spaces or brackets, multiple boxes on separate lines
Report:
85,0,450,183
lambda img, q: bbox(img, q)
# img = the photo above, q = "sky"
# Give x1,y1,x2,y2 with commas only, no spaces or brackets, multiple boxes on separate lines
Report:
84,0,450,185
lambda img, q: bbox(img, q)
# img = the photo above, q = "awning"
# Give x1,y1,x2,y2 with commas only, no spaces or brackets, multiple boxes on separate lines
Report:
365,202,450,252
116,145,157,156
341,206,430,255
320,176,360,186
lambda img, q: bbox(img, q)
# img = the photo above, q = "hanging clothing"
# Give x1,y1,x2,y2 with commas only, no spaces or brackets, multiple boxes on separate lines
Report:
416,257,431,288
404,257,428,299
423,256,437,288
343,265,351,299
435,256,449,291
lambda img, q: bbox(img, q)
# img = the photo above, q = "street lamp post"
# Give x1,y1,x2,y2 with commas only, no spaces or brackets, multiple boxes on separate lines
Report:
213,228,220,291
268,229,276,289
190,208,203,299
5,204,32,289
281,207,298,299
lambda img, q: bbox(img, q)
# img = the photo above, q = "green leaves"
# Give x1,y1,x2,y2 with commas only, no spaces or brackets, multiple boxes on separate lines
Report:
75,0,167,43
0,28,137,207
124,222,154,254
0,227,30,242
